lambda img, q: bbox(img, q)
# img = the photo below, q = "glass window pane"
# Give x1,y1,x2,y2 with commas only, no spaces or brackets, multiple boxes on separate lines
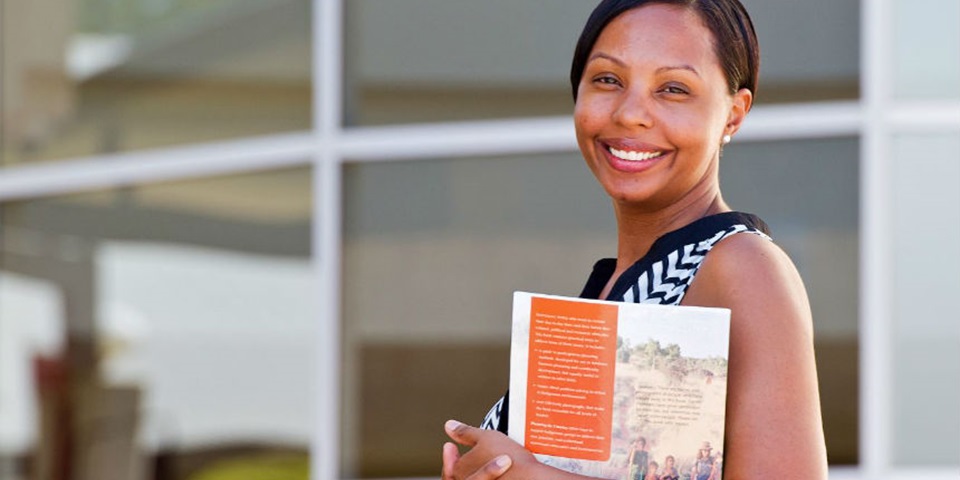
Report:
741,0,860,103
340,139,860,477
344,1,594,126
0,167,314,479
893,0,960,100
723,138,861,465
345,0,859,126
1,0,312,166
340,153,613,477
891,134,960,466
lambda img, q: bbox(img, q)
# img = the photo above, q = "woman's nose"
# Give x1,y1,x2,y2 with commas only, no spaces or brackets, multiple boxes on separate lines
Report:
612,88,654,129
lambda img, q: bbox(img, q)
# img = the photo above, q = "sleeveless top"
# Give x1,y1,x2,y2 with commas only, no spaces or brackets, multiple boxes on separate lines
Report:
480,211,771,433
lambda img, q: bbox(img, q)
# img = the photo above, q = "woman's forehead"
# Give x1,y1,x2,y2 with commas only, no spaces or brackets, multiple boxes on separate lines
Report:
591,4,718,70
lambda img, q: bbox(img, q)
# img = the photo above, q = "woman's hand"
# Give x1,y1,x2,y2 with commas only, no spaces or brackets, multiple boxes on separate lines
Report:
441,420,620,480
441,441,511,480
441,420,537,480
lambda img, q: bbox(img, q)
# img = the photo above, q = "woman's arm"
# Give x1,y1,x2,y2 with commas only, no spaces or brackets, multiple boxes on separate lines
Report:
682,233,829,479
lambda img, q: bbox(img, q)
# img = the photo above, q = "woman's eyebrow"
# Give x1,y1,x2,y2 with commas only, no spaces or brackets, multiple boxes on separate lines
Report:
656,65,701,78
587,53,701,79
587,52,627,67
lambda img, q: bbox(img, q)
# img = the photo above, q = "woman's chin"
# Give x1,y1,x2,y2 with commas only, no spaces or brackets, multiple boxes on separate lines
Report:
598,181,659,206
607,192,665,211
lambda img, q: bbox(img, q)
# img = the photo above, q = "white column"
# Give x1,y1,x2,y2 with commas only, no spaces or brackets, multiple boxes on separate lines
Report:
313,0,345,479
860,0,892,477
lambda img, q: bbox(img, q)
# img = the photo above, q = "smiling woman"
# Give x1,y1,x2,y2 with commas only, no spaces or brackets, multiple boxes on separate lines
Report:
572,5,751,214
441,1,829,479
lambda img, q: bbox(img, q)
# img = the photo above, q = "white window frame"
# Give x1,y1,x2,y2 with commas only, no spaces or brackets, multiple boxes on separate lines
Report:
0,0,958,478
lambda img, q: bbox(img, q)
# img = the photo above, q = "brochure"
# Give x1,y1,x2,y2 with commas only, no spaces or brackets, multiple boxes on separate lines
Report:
508,292,731,480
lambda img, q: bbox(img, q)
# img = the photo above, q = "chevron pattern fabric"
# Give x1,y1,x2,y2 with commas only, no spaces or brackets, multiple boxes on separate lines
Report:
622,224,771,306
480,394,505,431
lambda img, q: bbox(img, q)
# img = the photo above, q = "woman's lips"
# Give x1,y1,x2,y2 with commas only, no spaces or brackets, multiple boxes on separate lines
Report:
599,140,670,173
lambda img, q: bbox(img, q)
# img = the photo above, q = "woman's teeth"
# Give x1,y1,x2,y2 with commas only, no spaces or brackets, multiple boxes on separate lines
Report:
608,146,664,162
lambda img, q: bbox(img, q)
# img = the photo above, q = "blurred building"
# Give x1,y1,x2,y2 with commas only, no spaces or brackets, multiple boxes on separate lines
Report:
0,1,957,480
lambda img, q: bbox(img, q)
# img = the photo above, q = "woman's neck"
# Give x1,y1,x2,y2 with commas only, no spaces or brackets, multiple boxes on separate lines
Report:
612,188,729,274
595,178,729,301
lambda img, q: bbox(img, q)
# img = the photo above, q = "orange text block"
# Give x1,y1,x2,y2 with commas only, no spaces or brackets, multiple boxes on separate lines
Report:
524,296,619,461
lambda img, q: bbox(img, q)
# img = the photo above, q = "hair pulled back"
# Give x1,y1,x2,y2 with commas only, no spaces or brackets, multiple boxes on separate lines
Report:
570,0,760,100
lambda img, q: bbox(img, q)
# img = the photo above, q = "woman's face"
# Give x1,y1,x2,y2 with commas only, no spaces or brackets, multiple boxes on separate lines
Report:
574,4,751,210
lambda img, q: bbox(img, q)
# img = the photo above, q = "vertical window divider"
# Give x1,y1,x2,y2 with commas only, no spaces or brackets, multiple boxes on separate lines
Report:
861,0,893,477
313,0,345,479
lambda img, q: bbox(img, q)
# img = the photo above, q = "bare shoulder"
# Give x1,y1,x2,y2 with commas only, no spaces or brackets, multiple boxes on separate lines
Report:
684,232,829,479
695,233,804,297
686,232,812,336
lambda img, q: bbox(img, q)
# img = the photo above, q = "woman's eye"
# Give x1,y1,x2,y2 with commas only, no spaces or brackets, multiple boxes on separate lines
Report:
661,84,689,95
593,75,621,87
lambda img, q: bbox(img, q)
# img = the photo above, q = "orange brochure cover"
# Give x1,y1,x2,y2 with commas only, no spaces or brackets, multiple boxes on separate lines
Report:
508,292,731,480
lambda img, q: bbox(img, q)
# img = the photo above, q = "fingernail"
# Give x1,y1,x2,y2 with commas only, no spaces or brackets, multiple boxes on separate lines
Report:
445,419,463,431
495,455,512,470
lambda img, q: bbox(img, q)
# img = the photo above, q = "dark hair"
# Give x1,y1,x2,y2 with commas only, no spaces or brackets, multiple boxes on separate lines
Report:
570,0,760,100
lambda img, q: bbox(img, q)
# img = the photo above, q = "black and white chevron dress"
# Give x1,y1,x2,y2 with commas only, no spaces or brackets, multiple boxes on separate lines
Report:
480,211,771,434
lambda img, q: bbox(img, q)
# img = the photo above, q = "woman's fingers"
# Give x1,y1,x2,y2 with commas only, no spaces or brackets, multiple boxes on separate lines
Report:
465,455,512,480
445,419,480,447
442,439,512,480
441,442,460,480
443,420,513,480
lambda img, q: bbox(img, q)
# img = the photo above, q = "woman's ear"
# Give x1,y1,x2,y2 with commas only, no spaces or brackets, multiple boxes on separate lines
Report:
725,88,753,137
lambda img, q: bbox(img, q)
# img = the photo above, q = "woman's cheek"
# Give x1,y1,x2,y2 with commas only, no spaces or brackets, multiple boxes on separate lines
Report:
574,102,604,150
661,109,707,146
576,93,615,122
573,100,597,130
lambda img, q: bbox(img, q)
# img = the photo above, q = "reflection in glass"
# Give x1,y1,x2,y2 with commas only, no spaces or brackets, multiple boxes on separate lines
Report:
341,139,859,476
344,0,859,126
1,0,311,166
891,134,960,466
343,0,593,126
0,167,314,480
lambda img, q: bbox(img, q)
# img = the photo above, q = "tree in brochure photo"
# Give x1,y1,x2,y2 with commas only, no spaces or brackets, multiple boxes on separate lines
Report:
509,292,731,480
